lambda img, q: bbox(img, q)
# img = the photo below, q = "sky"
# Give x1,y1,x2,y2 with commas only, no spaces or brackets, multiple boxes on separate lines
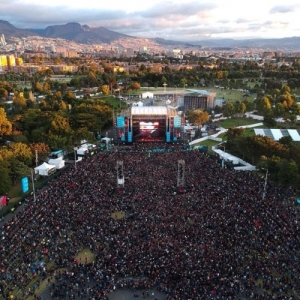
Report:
1,0,300,41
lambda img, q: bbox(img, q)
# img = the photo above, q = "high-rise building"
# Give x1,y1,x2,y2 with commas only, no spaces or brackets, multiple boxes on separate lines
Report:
0,34,6,47
7,55,16,69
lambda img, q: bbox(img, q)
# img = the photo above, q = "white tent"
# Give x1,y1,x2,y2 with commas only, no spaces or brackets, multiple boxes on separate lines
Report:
76,147,89,156
101,137,111,143
142,92,154,99
48,158,65,170
34,162,56,176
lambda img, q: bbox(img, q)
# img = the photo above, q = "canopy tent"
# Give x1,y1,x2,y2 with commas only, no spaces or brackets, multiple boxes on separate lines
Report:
142,92,154,99
48,157,65,169
0,195,7,206
101,137,111,143
34,162,56,176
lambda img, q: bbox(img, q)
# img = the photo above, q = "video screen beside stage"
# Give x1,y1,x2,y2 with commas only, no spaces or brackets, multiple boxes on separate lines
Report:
132,119,166,142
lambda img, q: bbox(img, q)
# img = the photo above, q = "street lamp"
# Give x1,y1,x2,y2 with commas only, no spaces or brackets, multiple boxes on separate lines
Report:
74,147,78,169
262,168,268,201
31,169,36,201
219,145,225,152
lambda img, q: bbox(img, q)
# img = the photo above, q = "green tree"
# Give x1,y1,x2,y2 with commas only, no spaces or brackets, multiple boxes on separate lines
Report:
7,157,31,184
273,103,285,117
256,96,271,114
225,127,244,140
63,91,76,105
185,109,210,127
0,164,12,195
234,102,246,116
277,159,299,186
223,102,235,117
279,136,293,147
263,115,276,128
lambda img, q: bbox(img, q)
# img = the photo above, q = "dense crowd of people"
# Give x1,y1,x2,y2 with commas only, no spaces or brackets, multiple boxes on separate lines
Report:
0,142,299,299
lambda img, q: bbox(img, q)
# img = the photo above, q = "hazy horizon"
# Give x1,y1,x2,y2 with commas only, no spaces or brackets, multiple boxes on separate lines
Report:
1,0,300,42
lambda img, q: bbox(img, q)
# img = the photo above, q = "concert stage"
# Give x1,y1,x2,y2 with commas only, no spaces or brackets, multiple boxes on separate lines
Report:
115,106,181,144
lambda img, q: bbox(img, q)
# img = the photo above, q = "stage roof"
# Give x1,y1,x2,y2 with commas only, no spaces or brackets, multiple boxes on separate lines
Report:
254,129,300,141
186,89,215,96
131,106,168,115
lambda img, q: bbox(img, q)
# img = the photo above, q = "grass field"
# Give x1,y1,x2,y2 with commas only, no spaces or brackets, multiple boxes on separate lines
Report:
191,116,267,152
205,87,256,103
103,96,128,109
219,117,262,128
192,139,220,153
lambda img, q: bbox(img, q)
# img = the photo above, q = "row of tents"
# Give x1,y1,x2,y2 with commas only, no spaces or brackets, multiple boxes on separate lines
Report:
34,141,109,176
34,159,62,176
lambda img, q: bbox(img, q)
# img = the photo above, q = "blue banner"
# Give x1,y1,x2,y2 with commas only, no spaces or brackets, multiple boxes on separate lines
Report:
166,132,170,142
174,116,181,128
21,177,29,193
117,116,125,127
128,132,132,142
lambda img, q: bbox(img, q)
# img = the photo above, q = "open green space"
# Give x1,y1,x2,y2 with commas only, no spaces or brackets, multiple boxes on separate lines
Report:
191,139,221,153
103,96,128,110
219,117,262,128
205,87,256,103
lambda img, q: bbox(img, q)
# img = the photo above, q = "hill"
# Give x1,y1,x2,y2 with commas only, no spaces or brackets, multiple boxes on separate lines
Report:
1,19,300,50
28,22,130,44
0,20,36,38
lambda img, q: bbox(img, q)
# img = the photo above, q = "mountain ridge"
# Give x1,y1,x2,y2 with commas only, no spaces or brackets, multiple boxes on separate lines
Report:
1,20,300,50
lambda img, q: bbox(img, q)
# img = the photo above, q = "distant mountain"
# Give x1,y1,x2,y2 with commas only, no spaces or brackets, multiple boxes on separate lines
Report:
0,20,35,38
29,22,131,44
190,37,300,51
152,37,197,48
1,20,300,50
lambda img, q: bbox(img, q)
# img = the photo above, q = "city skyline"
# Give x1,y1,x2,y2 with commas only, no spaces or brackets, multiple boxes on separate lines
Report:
1,0,300,42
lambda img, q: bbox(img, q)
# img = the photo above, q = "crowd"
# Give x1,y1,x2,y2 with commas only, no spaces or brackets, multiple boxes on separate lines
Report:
0,142,299,300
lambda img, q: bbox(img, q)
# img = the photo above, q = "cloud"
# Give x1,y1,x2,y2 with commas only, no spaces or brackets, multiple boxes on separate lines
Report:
0,0,300,41
140,1,217,18
236,18,256,24
269,4,299,14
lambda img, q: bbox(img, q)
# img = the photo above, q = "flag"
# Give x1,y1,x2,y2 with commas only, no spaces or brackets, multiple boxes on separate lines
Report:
254,220,260,228
0,195,7,206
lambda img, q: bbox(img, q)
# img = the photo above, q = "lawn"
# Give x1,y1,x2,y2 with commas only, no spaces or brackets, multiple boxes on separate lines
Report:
205,87,256,102
219,117,262,128
102,96,127,109
191,139,221,153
